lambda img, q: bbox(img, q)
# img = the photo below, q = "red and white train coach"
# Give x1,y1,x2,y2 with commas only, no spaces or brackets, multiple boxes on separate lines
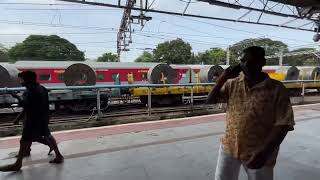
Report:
9,61,160,86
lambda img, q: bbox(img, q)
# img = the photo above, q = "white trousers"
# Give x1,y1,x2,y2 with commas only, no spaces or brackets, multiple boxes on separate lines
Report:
215,145,274,180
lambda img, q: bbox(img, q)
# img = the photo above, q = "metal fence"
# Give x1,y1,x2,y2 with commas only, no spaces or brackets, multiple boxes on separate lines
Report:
0,80,320,117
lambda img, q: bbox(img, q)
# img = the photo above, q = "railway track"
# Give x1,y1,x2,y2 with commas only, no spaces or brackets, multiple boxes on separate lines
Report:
0,97,205,124
0,103,146,123
0,104,218,130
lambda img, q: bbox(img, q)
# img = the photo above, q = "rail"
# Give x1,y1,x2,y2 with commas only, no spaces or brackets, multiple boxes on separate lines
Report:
0,83,217,92
0,80,319,118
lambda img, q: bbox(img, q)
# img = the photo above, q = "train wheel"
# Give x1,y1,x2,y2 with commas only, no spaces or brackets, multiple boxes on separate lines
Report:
153,95,182,106
140,95,182,106
140,96,148,105
289,89,301,96
53,103,61,111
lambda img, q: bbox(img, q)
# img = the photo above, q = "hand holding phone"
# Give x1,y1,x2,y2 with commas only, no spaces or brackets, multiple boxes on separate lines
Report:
223,64,242,79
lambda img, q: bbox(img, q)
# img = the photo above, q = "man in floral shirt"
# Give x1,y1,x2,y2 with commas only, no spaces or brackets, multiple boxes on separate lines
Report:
207,46,294,180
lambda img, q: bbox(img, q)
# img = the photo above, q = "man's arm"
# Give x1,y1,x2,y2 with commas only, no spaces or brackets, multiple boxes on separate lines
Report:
206,75,228,104
247,85,294,169
246,126,290,169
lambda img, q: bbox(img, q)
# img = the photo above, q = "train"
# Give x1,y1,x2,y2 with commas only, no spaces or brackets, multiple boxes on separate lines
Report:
1,61,320,111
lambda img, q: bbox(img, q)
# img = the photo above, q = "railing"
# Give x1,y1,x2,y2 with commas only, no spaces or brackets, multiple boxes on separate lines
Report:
0,83,215,117
1,80,320,118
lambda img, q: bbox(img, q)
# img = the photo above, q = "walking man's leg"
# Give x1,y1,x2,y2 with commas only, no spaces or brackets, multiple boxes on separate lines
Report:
44,135,64,163
215,145,241,180
243,165,274,180
0,141,32,171
35,137,53,155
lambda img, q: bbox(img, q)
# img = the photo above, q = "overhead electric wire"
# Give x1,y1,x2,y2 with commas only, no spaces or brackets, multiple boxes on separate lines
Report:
149,17,313,49
0,19,235,45
52,0,314,32
134,33,228,47
0,32,117,35
0,19,232,41
4,8,120,11
172,16,314,43
151,18,237,41
3,31,311,52
178,0,199,3
0,3,314,44
0,19,118,31
136,32,229,46
0,2,87,6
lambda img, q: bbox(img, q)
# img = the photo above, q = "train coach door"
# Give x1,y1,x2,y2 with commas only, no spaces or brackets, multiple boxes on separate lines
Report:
112,73,121,85
111,73,121,96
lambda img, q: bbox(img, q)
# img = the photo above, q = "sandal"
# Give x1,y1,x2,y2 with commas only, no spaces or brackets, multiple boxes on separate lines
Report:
49,157,64,164
0,163,22,172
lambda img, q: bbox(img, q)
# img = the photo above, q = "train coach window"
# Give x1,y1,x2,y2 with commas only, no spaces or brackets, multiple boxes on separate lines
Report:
112,73,120,81
39,74,51,81
97,74,106,80
127,73,135,80
58,74,64,81
141,73,147,80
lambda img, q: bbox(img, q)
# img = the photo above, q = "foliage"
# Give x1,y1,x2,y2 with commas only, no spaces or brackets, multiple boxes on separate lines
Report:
229,38,289,57
153,38,192,64
197,48,226,65
97,52,118,62
134,51,155,63
284,48,319,66
228,38,289,65
189,53,199,64
0,44,9,62
8,35,85,61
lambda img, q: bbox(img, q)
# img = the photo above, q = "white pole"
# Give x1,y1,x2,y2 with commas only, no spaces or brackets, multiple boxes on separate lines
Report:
96,89,102,119
148,87,152,116
226,46,230,65
279,50,283,66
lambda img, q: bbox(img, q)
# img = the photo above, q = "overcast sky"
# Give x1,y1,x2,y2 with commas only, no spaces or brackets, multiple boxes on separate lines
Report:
0,0,318,62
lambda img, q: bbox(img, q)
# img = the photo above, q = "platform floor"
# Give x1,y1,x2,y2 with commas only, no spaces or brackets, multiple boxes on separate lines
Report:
1,104,320,180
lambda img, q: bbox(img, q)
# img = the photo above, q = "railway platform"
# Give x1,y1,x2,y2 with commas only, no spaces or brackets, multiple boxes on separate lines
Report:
0,103,320,180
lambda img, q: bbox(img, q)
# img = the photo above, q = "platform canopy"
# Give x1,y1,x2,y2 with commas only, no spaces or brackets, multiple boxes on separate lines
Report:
59,0,319,32
198,0,320,22
272,0,319,7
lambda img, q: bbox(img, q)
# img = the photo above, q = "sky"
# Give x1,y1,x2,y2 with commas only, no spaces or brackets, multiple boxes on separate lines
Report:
0,0,319,62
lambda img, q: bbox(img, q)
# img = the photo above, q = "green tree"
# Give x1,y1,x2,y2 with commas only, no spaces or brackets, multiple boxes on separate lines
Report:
284,48,319,66
153,38,192,64
230,38,288,56
0,44,9,62
304,58,319,66
134,51,155,62
197,48,227,65
229,38,288,65
189,52,200,64
8,35,85,61
97,52,118,62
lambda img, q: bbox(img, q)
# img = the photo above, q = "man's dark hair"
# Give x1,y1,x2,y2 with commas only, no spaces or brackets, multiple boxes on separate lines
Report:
18,71,37,83
243,46,266,65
